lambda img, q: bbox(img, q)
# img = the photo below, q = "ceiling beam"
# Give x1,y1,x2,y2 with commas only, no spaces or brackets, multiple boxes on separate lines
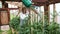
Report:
0,0,22,2
0,0,60,6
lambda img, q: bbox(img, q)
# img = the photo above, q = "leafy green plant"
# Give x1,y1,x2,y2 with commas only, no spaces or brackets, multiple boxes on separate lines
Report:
31,20,43,34
7,29,12,34
31,13,60,34
47,22,60,34
9,17,20,31
9,11,60,34
19,17,31,34
0,30,3,34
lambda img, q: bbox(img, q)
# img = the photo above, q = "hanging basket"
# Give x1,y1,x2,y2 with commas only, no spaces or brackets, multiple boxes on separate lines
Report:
22,0,32,7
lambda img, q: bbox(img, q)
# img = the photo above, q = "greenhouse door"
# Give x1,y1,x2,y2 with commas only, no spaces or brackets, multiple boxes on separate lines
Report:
0,10,9,25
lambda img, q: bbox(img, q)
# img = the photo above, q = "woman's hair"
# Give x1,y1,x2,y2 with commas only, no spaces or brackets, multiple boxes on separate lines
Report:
22,7,26,11
22,7,27,13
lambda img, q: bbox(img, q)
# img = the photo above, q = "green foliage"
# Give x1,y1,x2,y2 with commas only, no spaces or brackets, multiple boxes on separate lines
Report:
9,12,60,34
32,21,43,34
48,22,59,31
31,20,60,34
0,30,3,34
47,22,60,34
19,18,31,34
7,29,12,34
9,17,20,31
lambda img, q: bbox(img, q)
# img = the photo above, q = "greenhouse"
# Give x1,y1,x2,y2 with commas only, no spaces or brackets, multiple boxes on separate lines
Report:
0,0,60,34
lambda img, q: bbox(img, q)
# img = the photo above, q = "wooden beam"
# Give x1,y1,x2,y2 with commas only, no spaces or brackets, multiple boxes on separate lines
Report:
53,4,57,22
7,9,10,22
0,0,22,2
32,0,48,2
44,4,49,23
33,2,45,6
33,0,60,6
0,11,1,26
0,8,18,10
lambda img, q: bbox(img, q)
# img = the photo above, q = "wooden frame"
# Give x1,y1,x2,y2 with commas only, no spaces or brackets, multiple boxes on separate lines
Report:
0,8,9,25
0,8,19,25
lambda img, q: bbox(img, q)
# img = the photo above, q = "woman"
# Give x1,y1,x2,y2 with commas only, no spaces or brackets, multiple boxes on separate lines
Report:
19,7,29,26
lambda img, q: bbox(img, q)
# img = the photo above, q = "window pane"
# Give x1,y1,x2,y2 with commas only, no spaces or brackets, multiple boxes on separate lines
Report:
49,4,53,22
8,4,18,8
55,3,60,24
0,1,2,8
10,10,19,19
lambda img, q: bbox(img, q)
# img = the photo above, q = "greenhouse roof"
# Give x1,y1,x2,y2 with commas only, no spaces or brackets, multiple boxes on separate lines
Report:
0,0,60,6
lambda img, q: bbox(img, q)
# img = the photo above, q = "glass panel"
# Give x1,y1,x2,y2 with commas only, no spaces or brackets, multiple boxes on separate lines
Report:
0,1,2,8
55,3,60,24
8,4,18,8
49,4,53,22
10,10,19,20
33,6,44,21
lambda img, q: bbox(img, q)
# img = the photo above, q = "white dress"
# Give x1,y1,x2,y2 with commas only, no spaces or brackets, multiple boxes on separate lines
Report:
20,11,29,26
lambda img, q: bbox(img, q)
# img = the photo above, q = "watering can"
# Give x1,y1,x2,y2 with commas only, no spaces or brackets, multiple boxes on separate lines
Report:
22,0,32,7
22,0,40,16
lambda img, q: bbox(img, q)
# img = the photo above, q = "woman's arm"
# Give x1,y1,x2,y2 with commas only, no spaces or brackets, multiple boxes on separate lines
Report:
30,7,40,15
16,7,22,16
